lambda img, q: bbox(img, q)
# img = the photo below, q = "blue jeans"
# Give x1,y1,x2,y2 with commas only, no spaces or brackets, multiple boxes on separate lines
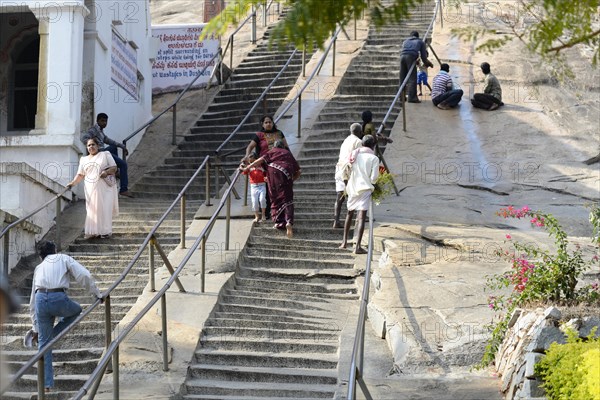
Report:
102,145,128,193
432,89,464,108
35,292,82,388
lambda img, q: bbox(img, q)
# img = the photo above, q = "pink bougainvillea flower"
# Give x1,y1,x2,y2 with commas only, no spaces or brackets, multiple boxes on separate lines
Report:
505,234,512,240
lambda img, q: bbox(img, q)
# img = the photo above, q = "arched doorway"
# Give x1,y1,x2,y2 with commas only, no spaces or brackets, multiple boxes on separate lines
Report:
9,36,39,131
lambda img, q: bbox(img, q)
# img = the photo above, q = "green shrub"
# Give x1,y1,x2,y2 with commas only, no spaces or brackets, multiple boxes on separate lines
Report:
535,329,600,400
478,205,600,368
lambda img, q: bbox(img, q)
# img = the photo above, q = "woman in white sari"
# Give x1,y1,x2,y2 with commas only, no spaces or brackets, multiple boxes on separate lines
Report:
67,138,119,238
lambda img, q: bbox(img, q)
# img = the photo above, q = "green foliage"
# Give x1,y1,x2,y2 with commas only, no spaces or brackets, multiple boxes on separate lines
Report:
477,206,600,368
200,0,428,50
372,170,394,205
534,328,600,400
450,0,600,64
590,204,600,246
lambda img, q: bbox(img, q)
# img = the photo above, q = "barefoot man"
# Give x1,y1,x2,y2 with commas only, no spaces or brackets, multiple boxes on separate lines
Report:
339,135,379,254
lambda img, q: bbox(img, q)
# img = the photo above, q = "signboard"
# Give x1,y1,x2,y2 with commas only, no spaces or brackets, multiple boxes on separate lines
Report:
111,31,138,100
151,24,219,94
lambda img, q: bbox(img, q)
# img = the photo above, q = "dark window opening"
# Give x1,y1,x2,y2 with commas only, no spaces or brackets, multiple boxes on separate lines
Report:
10,37,39,131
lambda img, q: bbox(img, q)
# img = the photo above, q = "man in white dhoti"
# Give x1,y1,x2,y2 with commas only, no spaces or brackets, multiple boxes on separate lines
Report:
333,123,364,228
339,135,379,254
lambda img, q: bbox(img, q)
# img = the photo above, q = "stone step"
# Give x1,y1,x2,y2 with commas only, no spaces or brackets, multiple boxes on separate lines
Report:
240,254,355,270
205,316,336,331
202,325,339,342
187,364,337,384
5,357,99,375
10,374,89,392
218,293,331,311
234,276,357,294
193,349,338,369
244,246,354,260
199,336,339,354
182,379,335,398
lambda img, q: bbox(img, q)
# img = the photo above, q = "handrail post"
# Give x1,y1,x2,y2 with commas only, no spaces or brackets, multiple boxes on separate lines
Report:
180,194,186,249
402,88,407,132
3,233,9,275
230,36,234,69
55,196,61,252
200,236,206,293
263,0,267,26
243,171,249,207
302,48,306,77
37,358,45,400
205,160,212,206
104,294,113,374
149,242,156,292
214,156,220,199
161,294,169,371
251,6,257,43
172,104,177,145
297,93,302,138
354,15,357,40
332,37,337,76
225,193,231,251
104,295,112,350
113,346,119,400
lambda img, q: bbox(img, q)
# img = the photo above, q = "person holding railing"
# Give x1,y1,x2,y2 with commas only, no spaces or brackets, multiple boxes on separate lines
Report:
81,113,134,198
399,31,434,103
339,135,380,254
241,140,301,238
333,123,364,228
28,241,102,393
67,138,119,239
241,115,290,219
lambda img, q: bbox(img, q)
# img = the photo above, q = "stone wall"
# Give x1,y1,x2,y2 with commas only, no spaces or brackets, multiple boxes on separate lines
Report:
495,306,600,399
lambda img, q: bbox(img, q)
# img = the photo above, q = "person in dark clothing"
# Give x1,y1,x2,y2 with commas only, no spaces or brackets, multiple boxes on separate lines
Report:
81,113,134,197
400,31,434,103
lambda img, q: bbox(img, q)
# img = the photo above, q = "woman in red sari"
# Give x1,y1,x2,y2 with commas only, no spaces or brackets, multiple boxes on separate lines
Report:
241,141,301,238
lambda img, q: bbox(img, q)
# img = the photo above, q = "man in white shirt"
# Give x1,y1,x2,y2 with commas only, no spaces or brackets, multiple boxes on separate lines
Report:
333,123,364,228
29,241,102,392
339,135,380,254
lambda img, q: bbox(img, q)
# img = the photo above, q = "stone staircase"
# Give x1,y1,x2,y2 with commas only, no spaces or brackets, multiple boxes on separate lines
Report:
1,9,314,398
0,199,200,399
180,3,436,399
1,2,439,398
134,29,312,200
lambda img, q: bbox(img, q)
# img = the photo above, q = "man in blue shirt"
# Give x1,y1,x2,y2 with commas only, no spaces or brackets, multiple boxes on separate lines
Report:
400,31,434,103
81,113,134,197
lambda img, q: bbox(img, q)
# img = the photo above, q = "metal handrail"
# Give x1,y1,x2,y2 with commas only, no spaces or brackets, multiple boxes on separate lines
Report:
275,26,343,126
214,48,299,155
73,169,243,400
0,188,69,240
0,188,70,274
123,2,279,149
346,1,442,398
101,155,210,296
346,200,375,400
0,155,210,399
